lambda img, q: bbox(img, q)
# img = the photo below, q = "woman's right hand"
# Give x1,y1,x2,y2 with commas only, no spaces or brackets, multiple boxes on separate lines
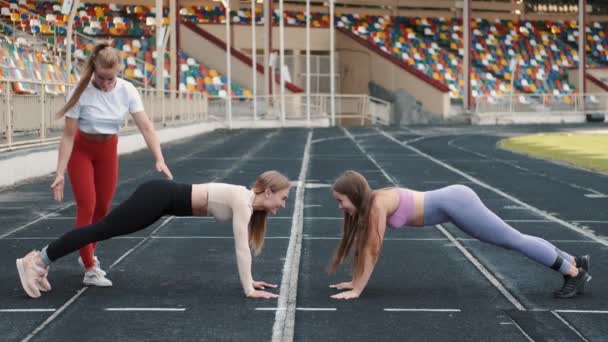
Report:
329,281,354,290
247,290,279,299
51,174,65,202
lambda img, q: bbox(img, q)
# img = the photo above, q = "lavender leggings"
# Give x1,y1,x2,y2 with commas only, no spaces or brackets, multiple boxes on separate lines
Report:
423,185,574,275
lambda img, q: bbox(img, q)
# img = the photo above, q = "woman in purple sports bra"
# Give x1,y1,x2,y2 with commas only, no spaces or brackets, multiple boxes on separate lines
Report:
328,170,591,300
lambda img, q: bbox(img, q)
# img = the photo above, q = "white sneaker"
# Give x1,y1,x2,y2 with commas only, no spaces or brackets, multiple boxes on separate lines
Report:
78,256,106,276
83,268,113,287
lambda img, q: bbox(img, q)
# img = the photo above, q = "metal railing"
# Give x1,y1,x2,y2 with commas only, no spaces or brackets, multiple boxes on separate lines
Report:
475,93,608,114
0,79,391,151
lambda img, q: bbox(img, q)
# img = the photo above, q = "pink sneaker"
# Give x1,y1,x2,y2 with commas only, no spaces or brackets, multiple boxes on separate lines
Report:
37,269,52,292
16,251,48,298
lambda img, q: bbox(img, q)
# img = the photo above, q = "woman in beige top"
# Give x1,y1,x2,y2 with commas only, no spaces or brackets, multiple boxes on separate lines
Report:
16,171,290,299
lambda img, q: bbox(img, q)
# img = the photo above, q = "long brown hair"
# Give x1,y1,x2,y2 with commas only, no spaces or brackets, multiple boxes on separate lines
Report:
56,40,121,118
328,170,382,279
249,170,290,256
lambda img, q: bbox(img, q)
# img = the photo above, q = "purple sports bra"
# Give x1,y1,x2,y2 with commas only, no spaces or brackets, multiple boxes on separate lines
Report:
386,189,416,228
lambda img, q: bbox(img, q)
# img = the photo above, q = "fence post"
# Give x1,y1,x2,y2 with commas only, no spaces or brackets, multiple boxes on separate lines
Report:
7,80,13,148
40,86,46,141
161,90,166,126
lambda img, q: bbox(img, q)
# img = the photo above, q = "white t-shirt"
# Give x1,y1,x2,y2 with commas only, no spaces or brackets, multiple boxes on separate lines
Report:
65,77,144,134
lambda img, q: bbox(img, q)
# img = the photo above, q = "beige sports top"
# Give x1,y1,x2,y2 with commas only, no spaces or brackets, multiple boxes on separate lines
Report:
207,183,257,296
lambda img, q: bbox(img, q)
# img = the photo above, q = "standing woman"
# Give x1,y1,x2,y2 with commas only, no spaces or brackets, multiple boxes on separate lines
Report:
51,40,173,287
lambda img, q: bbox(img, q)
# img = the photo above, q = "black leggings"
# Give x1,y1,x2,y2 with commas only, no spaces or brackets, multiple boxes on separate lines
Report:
45,179,192,262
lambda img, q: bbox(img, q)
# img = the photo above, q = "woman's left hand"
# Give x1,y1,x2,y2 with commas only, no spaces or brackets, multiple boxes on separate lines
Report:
155,161,173,179
330,289,361,300
253,281,278,290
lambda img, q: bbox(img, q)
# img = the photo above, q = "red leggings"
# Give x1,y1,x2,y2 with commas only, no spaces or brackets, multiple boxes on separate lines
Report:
67,131,119,269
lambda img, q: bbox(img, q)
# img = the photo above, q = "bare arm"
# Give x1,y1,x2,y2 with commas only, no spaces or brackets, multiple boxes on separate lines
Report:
131,111,172,179
332,202,387,299
232,204,278,299
51,117,78,202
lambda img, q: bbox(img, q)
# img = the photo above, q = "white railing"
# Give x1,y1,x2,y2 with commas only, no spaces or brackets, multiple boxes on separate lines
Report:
0,79,209,151
475,93,608,114
206,94,391,126
0,79,392,151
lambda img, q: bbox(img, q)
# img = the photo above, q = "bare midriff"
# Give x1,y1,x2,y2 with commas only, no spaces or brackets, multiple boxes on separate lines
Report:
408,190,425,227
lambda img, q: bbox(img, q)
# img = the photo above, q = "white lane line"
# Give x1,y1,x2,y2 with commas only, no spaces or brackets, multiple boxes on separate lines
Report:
436,225,526,311
0,203,74,239
104,308,185,312
554,310,608,314
272,131,312,342
384,308,461,312
21,288,87,342
344,127,527,312
311,132,379,144
551,311,589,342
20,216,175,342
342,128,398,185
109,217,174,268
507,316,536,342
296,308,337,311
584,194,608,198
449,135,607,199
0,309,56,312
378,128,608,248
259,307,336,312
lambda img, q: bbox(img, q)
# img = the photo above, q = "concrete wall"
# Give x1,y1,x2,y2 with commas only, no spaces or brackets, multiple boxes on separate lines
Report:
336,29,450,117
200,24,331,51
567,68,608,94
180,23,302,95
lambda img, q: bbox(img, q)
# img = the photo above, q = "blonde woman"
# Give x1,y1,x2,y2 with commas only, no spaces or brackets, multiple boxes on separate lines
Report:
51,40,172,287
328,170,591,300
17,171,289,299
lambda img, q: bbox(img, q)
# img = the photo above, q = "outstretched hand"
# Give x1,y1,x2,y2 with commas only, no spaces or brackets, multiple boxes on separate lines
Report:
329,281,354,290
330,289,361,300
247,290,279,299
155,161,173,179
51,174,65,202
253,281,278,290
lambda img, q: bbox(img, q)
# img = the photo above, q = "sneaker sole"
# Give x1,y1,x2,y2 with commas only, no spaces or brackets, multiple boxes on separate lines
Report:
83,280,113,287
78,257,105,276
578,275,592,295
38,277,51,292
556,274,592,299
16,259,40,298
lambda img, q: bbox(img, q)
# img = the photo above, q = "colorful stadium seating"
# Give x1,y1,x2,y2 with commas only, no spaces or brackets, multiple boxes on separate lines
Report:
1,0,607,101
